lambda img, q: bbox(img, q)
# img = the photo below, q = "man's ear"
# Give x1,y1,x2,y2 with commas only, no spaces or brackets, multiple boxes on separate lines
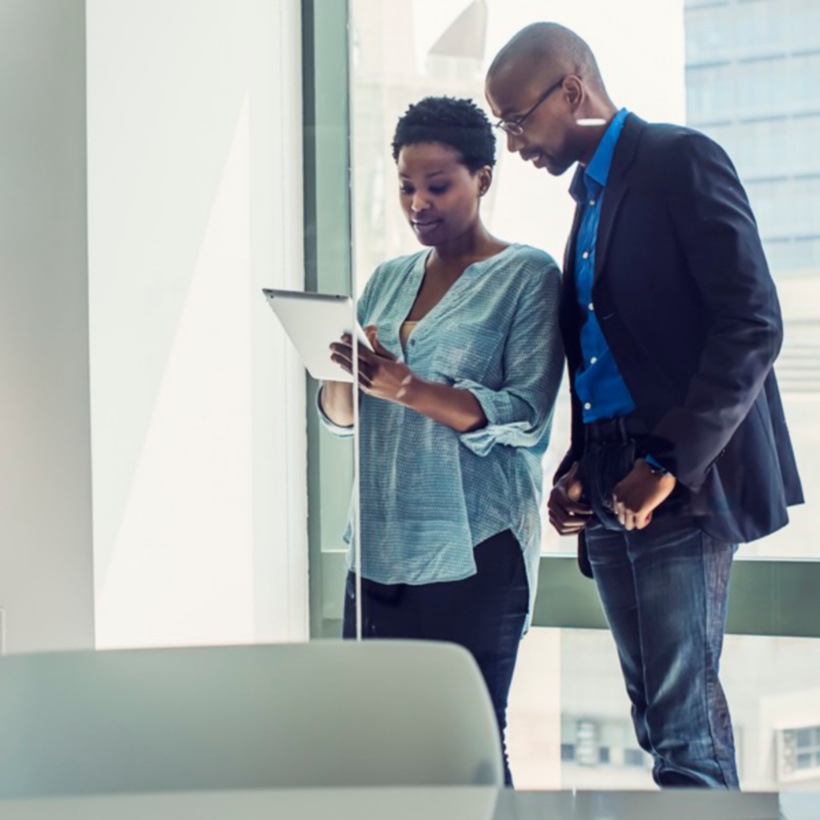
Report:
563,75,585,113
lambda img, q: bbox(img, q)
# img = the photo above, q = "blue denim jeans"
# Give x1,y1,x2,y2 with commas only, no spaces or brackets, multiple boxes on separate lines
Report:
585,514,739,788
342,530,529,787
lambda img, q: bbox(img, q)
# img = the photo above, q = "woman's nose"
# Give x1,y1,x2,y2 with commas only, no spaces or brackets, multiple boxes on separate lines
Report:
411,193,429,213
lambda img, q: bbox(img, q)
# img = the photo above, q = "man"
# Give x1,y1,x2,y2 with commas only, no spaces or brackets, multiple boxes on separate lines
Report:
486,23,803,789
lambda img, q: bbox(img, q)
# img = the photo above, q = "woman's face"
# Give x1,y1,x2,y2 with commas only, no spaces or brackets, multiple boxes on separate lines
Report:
396,142,490,247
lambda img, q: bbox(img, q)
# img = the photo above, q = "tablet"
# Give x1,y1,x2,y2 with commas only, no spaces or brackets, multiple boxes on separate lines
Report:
262,288,373,382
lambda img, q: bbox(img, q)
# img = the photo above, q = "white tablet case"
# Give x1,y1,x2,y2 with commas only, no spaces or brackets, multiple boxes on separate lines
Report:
262,288,372,382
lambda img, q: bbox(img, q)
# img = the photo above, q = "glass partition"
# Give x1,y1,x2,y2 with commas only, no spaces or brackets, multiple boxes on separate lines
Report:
302,0,358,639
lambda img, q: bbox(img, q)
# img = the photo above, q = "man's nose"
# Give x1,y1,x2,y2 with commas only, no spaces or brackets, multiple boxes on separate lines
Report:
506,131,525,154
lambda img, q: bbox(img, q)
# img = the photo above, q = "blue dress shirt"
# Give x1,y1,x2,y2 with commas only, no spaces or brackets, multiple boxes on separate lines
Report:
571,108,636,423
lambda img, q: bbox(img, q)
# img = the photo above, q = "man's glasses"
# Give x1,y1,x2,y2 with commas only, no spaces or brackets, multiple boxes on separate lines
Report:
494,76,566,136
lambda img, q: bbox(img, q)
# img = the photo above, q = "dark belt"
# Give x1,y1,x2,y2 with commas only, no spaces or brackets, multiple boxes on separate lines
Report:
584,414,650,446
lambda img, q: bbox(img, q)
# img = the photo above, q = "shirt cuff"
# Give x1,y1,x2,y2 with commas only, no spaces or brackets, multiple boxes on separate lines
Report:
315,385,355,438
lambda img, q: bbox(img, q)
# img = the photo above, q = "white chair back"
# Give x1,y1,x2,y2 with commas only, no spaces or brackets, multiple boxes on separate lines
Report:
0,640,503,797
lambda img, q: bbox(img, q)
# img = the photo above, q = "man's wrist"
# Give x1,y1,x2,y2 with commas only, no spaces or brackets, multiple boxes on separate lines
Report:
643,455,670,476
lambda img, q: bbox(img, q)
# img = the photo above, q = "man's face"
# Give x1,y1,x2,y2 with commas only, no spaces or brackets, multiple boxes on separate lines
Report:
486,62,580,176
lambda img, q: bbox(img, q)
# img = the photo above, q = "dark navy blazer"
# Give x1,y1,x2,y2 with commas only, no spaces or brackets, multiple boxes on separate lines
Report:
555,114,804,577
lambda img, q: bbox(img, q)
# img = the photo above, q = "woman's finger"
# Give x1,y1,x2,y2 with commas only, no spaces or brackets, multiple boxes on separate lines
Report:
332,343,374,374
360,327,396,361
330,350,353,373
370,334,395,360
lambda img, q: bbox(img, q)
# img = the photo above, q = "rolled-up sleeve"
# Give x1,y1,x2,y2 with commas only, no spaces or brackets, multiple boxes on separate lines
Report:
457,262,564,456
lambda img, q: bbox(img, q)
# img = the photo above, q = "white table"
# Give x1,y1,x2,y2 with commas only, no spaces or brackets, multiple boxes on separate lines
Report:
0,786,813,820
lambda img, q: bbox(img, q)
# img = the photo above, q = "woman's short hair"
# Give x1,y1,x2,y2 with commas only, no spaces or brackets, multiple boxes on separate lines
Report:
391,96,496,171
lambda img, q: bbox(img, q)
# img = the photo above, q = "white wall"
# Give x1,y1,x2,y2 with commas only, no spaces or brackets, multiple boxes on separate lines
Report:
87,0,308,648
0,0,95,653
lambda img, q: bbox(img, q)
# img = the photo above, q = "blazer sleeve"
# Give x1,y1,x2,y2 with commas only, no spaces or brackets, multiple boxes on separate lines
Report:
645,132,783,491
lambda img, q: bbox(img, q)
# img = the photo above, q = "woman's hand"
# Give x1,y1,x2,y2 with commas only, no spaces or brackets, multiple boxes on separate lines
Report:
330,326,415,404
331,325,487,432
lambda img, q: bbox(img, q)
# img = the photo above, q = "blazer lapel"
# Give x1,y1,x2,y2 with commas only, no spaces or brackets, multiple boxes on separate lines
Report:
593,113,645,286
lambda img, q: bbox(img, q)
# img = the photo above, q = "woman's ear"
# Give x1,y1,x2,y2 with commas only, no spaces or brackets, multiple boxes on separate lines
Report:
477,166,493,197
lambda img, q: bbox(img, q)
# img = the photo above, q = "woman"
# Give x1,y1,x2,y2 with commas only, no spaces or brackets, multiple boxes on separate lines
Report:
318,96,563,786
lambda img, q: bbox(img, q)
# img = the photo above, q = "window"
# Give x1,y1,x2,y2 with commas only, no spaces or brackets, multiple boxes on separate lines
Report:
735,57,786,119
574,719,600,767
734,1,786,58
624,749,649,767
308,0,820,793
765,237,820,275
507,630,820,789
685,4,734,64
789,0,820,53
779,726,820,780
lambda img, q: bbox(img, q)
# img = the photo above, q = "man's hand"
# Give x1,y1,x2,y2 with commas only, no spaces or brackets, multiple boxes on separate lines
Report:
548,462,593,535
611,458,677,531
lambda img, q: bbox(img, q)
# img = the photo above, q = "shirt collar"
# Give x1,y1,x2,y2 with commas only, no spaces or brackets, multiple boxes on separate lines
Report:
570,108,630,202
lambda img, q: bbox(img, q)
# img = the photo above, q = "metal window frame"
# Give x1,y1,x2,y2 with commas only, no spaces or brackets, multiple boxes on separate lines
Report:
302,0,354,638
